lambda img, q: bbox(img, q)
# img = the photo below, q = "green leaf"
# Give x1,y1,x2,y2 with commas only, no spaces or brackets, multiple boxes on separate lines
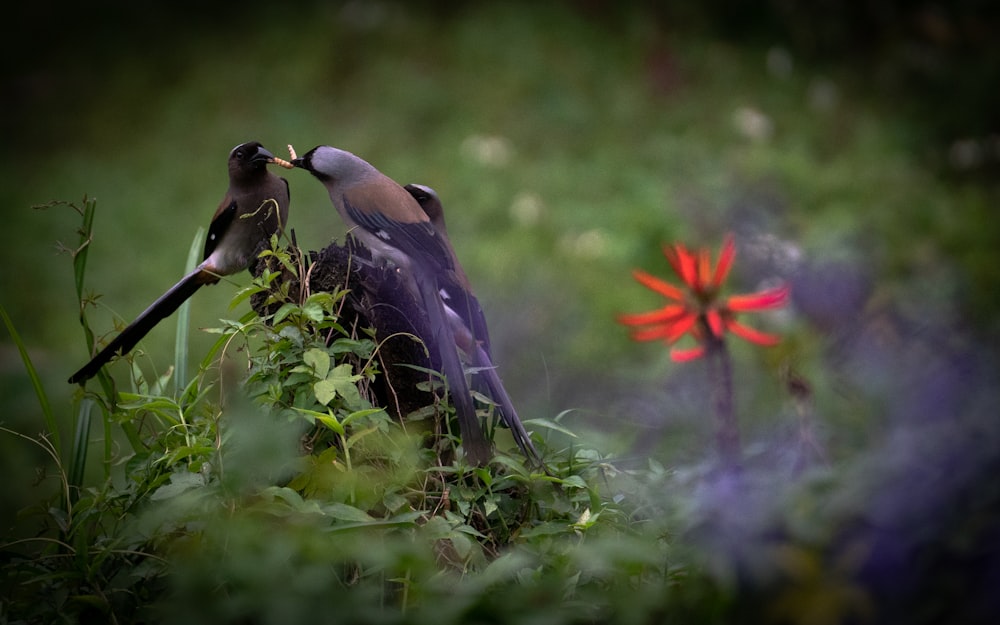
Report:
452,523,488,539
555,475,588,489
73,196,96,302
2,304,61,455
278,325,303,345
150,366,174,397
163,444,216,466
313,379,338,406
293,408,344,435
450,532,473,559
525,417,579,438
118,395,181,413
321,515,421,533
174,227,205,393
520,521,574,538
382,490,408,512
341,408,385,427
229,283,266,310
69,399,94,497
303,347,330,380
314,364,362,407
48,506,70,533
329,338,375,357
304,291,336,310
150,470,206,501
272,302,299,324
324,502,375,523
491,454,531,479
406,405,438,421
315,410,345,435
346,425,378,448
260,486,306,508
301,300,326,323
421,516,452,540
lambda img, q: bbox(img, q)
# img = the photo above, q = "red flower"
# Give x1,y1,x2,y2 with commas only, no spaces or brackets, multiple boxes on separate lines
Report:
618,234,789,362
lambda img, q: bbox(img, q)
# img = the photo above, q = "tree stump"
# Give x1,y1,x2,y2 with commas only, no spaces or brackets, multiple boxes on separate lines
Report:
251,237,438,421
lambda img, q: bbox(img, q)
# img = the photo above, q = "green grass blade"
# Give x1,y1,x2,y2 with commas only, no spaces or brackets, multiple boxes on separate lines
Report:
68,398,94,501
67,197,145,456
102,397,113,479
73,196,96,302
174,227,205,397
0,303,62,456
72,197,99,359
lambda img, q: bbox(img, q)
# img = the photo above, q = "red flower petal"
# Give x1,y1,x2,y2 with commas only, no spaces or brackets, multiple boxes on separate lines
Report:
670,345,706,362
629,311,699,343
725,318,782,346
628,325,676,341
665,312,699,342
625,235,788,364
706,309,725,337
665,242,698,288
632,269,685,301
712,234,736,288
697,248,713,291
727,284,790,312
617,305,687,326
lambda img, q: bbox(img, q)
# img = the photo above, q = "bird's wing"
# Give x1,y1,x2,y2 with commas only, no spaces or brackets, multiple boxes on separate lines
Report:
342,195,454,275
204,195,238,260
438,277,493,358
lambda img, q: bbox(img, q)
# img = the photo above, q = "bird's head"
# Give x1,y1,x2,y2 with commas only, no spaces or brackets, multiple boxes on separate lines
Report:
291,145,375,186
228,141,277,179
403,183,444,224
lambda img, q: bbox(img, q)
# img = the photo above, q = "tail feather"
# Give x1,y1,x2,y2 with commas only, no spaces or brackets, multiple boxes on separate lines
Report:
414,271,492,466
472,344,542,467
68,268,213,384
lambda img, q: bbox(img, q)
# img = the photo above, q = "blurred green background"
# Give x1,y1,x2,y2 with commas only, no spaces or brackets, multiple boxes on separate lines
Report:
2,0,998,546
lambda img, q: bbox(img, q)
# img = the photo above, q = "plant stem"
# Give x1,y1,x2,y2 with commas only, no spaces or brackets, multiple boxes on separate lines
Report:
705,333,740,470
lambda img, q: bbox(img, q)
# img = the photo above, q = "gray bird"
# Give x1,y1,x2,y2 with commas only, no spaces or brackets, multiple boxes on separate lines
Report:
292,146,495,465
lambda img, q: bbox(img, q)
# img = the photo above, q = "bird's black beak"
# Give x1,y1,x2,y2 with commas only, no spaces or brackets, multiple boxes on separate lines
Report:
290,157,305,168
252,146,276,164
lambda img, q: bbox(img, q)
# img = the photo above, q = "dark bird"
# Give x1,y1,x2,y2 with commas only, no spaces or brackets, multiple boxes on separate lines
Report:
404,183,541,466
69,141,290,384
292,146,495,465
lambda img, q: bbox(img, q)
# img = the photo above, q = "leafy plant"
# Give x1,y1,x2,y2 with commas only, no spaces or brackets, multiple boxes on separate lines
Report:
3,200,676,624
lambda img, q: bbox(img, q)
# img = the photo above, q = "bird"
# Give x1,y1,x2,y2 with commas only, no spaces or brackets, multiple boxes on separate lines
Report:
403,184,491,355
291,145,495,466
404,183,541,466
68,141,291,385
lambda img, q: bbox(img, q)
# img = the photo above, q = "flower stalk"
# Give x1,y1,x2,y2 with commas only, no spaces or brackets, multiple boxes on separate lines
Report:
705,330,739,469
619,233,789,468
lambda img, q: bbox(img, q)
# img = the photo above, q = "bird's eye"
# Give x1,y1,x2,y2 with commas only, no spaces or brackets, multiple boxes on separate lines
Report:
235,150,245,160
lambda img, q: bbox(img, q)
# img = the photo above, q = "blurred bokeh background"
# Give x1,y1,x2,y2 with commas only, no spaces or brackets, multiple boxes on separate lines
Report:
2,1,999,618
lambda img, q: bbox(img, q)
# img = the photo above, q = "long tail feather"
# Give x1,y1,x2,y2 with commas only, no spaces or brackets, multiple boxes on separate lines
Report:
413,271,491,466
69,268,213,384
472,344,542,467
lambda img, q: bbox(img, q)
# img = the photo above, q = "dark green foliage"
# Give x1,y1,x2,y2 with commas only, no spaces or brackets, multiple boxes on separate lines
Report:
1,213,683,624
